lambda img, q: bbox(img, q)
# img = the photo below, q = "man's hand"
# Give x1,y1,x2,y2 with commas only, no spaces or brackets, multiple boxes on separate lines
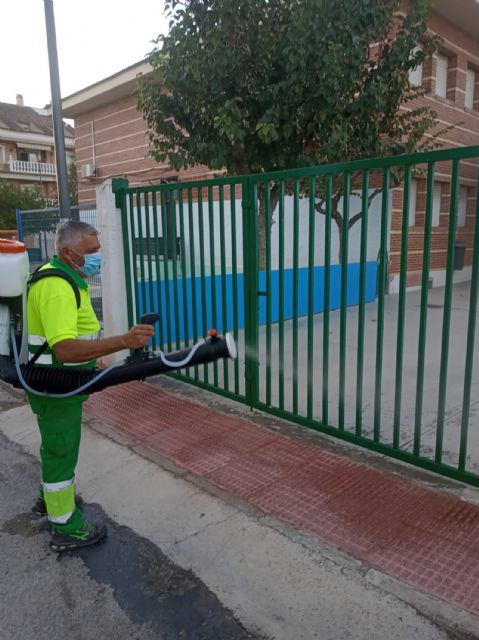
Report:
122,324,156,350
53,324,156,364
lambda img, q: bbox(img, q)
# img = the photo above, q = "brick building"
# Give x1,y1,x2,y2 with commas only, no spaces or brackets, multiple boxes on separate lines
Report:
62,62,213,205
62,1,479,288
389,0,479,288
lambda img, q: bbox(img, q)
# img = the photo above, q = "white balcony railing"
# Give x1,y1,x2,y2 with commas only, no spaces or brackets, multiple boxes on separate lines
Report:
9,160,56,175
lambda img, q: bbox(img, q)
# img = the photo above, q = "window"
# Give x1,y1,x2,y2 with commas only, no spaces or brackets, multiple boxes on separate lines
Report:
435,55,448,98
18,149,39,163
432,183,441,227
0,146,5,164
466,68,476,109
457,186,468,227
408,46,423,87
408,179,418,226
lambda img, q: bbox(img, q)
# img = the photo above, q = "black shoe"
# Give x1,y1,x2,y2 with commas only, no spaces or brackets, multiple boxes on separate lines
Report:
31,494,84,517
49,522,107,552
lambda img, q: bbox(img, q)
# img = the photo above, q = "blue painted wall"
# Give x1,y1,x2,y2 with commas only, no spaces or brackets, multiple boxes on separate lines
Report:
137,262,378,343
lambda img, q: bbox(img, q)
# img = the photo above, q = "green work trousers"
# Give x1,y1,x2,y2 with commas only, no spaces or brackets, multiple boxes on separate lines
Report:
27,392,87,534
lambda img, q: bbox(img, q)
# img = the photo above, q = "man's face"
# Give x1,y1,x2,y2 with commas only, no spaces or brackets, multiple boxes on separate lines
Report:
60,233,101,273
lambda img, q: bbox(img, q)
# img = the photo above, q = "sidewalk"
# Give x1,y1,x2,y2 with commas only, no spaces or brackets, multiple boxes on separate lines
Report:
2,377,479,639
85,379,479,620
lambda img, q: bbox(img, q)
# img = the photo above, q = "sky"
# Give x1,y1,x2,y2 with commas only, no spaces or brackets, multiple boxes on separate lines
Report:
1,0,169,109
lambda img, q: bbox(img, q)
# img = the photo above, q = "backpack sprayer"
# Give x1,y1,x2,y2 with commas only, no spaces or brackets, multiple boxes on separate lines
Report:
0,239,237,397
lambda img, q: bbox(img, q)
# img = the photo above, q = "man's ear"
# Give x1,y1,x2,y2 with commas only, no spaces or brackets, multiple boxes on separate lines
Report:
58,245,69,261
58,245,76,268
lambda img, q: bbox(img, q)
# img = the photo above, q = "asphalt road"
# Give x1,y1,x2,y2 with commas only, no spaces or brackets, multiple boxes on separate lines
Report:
0,428,260,640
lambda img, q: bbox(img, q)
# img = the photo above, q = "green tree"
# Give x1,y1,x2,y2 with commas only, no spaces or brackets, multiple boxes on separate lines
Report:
68,160,79,206
0,180,47,230
138,0,441,263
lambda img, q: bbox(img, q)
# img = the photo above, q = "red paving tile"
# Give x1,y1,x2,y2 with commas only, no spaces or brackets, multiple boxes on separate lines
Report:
85,382,479,616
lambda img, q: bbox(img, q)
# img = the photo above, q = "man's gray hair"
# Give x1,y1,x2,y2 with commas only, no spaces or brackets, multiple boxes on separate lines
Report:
55,220,98,254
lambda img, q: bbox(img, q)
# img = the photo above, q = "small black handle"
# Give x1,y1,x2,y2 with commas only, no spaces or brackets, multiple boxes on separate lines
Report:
131,313,160,360
140,313,160,326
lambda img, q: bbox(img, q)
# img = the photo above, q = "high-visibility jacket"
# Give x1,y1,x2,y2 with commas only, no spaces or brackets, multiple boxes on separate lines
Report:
27,256,100,368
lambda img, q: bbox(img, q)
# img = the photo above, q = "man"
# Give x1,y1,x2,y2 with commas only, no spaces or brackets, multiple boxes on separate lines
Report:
27,220,154,552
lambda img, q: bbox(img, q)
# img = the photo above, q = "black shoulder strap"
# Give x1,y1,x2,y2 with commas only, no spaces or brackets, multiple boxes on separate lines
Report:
28,266,81,310
27,340,49,368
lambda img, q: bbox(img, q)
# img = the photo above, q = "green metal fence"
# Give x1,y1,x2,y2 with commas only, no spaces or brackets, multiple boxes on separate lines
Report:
114,145,479,486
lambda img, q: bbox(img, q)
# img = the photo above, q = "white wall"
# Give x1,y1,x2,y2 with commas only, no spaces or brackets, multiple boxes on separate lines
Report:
127,188,390,275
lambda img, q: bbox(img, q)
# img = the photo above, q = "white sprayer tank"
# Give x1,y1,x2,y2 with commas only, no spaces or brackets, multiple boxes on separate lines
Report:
0,239,29,296
0,239,30,358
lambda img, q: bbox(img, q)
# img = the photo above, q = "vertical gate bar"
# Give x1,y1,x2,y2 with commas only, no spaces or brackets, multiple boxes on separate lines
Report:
144,192,155,345
160,191,173,351
355,170,369,436
253,182,260,405
169,190,181,351
136,191,147,321
435,159,460,464
265,182,272,406
242,178,259,407
178,188,190,372
119,189,135,329
219,184,229,390
198,186,209,383
208,185,219,386
230,183,240,395
323,174,333,426
292,178,300,414
129,192,140,323
187,187,199,381
414,161,435,456
339,172,350,431
151,191,165,349
459,175,479,471
307,176,316,420
374,169,390,442
393,165,412,448
278,180,285,411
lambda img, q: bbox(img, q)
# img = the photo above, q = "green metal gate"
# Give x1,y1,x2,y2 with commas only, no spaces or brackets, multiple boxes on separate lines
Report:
114,145,479,486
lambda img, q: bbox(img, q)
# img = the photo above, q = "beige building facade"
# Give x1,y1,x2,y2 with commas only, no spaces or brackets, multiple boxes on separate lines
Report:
0,94,74,201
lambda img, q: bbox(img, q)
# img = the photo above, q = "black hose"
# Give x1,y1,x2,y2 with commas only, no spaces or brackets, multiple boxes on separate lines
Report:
0,335,236,395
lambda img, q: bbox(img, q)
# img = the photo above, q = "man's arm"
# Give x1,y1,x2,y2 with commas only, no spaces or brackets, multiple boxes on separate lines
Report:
53,324,155,364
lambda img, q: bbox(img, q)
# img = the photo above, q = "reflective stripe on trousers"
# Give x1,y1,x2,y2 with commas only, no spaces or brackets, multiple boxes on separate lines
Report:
42,477,75,524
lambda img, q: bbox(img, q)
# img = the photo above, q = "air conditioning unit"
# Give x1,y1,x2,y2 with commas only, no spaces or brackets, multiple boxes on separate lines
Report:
81,163,96,178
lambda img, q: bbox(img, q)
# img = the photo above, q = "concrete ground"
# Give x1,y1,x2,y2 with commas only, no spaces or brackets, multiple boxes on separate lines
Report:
208,281,479,475
1,379,478,640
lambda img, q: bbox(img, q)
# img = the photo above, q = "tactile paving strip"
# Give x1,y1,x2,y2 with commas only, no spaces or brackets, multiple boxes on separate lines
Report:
85,382,479,615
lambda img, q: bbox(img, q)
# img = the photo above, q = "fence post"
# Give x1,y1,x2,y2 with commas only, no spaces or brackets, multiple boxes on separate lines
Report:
16,209,23,242
97,179,129,364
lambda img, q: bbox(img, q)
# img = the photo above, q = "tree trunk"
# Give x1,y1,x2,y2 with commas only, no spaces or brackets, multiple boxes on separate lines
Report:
332,200,343,265
257,182,279,271
337,219,343,265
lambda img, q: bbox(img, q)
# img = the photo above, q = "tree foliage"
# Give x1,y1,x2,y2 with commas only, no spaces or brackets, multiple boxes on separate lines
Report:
68,160,78,206
0,160,77,232
0,180,47,230
138,0,442,261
